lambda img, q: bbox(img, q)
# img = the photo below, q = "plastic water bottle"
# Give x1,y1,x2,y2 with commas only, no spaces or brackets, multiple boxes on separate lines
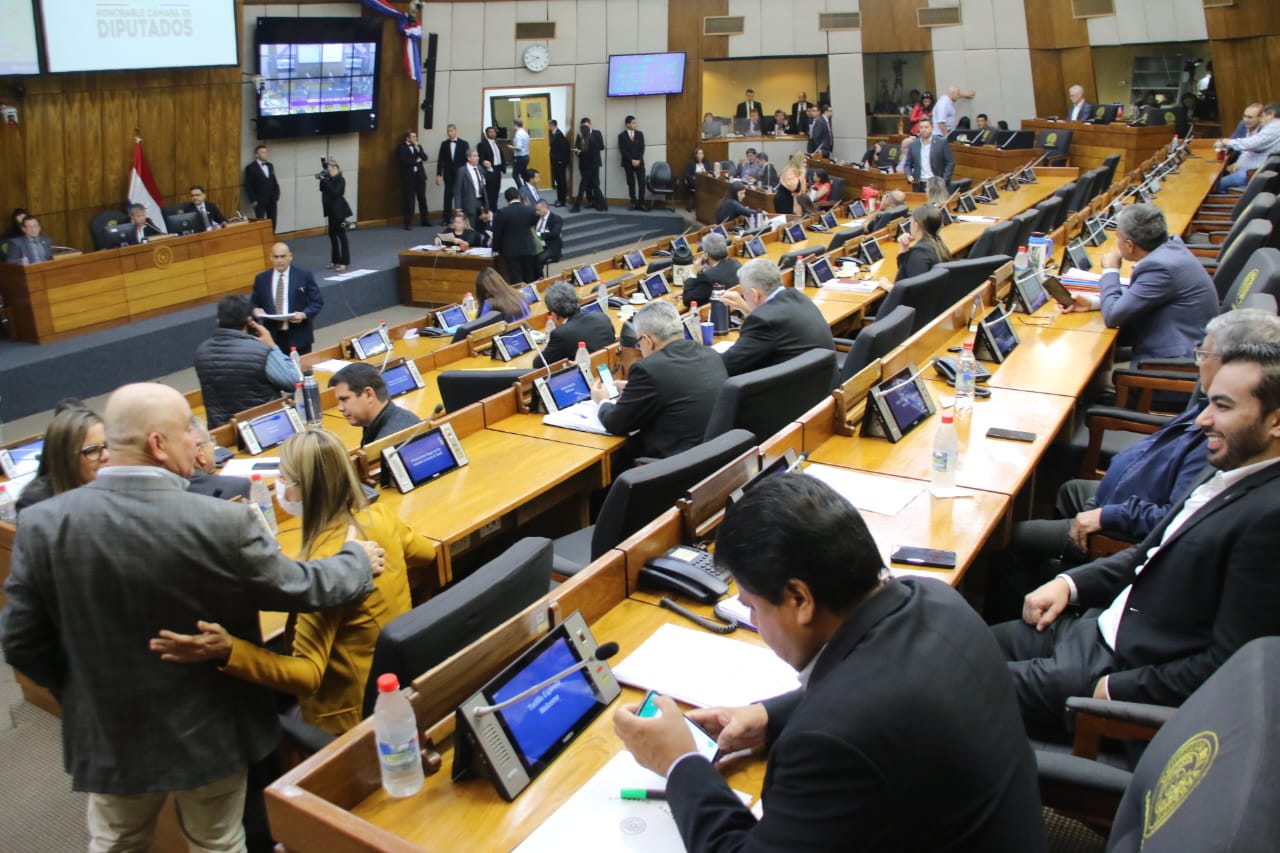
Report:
574,341,591,372
294,382,305,417
794,258,808,289
596,282,610,312
302,372,323,429
374,674,425,797
0,485,16,524
931,413,958,490
461,291,477,321
710,282,730,335
289,346,303,382
249,474,278,534
1014,245,1029,284
955,342,976,414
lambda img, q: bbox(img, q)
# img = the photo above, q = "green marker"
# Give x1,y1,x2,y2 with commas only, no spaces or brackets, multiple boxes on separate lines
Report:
620,788,667,801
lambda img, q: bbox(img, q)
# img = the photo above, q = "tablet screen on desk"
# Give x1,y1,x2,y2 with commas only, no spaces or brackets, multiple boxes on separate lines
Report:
0,437,44,479
808,257,835,285
641,271,669,299
487,634,599,766
494,325,536,360
1013,266,1048,313
572,265,599,287
382,359,423,397
709,225,728,239
437,305,467,329
670,235,691,255
860,238,884,266
546,365,592,410
880,366,933,435
353,328,388,359
622,251,646,270
246,409,298,453
851,200,867,217
521,284,540,304
980,306,1019,361
744,236,767,258
784,223,805,243
397,430,459,485
579,300,605,316
821,211,838,229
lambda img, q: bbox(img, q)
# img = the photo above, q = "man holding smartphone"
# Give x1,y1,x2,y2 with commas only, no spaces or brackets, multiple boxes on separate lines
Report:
590,301,725,461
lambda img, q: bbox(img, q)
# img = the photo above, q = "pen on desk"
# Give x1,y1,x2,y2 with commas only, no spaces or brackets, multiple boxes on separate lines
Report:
620,788,667,801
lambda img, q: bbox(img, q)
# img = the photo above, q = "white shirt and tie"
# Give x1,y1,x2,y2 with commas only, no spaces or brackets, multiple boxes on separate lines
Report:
272,267,292,330
1069,101,1087,122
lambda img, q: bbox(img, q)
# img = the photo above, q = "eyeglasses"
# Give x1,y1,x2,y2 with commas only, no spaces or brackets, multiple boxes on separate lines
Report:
79,443,108,461
1194,348,1220,366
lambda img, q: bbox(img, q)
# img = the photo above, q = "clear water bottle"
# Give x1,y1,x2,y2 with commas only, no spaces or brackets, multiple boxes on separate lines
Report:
794,258,808,289
302,372,323,429
289,346,303,382
374,674,425,798
574,341,591,373
710,282,730,335
0,485,16,524
955,342,976,414
461,291,477,321
596,281,610,312
931,413,958,490
249,474,277,534
1014,245,1029,282
294,381,304,417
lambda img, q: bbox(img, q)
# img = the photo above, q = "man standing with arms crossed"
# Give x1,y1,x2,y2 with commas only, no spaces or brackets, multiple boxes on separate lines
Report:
618,115,647,211
397,130,432,230
243,144,280,231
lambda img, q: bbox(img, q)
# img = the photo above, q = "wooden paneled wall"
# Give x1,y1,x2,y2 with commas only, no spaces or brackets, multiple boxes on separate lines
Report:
860,0,933,53
667,0,729,203
1205,0,1280,138
1024,0,1095,119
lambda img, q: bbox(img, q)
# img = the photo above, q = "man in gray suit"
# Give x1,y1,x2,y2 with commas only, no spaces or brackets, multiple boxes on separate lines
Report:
1,383,385,852
4,214,54,263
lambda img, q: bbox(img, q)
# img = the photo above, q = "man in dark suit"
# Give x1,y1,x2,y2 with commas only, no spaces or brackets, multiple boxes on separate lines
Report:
548,119,571,207
456,149,489,223
518,169,542,208
967,113,995,146
591,301,727,459
766,110,791,136
537,280,617,367
618,115,647,210
615,474,1048,852
125,204,164,245
4,214,54,263
188,420,250,500
901,118,956,193
478,126,507,211
189,185,226,231
250,242,324,354
719,258,834,376
0,382,382,853
792,91,814,134
533,200,562,270
734,88,759,120
805,105,832,157
573,117,606,212
328,362,422,446
682,232,740,308
397,130,431,230
435,123,470,216
1067,84,1094,122
243,144,280,230
995,342,1280,729
492,187,540,284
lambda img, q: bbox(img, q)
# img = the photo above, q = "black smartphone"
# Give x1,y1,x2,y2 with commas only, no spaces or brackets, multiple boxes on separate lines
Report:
986,427,1036,443
889,546,957,569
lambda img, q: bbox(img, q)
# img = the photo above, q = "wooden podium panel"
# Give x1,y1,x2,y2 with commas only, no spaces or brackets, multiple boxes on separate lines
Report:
952,145,1043,181
398,250,497,307
0,220,274,344
1021,119,1172,176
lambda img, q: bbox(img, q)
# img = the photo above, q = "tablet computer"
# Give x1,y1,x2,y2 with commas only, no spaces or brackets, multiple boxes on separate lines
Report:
491,325,538,362
572,265,600,288
820,211,838,229
380,422,469,494
1011,265,1049,314
521,284,540,304
381,358,426,397
709,225,729,239
982,180,1000,201
850,200,867,217
957,193,978,213
349,325,391,360
807,256,835,286
862,364,937,443
0,436,44,480
670,235,691,255
783,222,805,243
859,237,884,266
621,250,646,270
236,406,304,456
640,271,670,300
1083,216,1107,247
975,306,1020,363
579,300,605,316
939,206,955,226
436,304,468,330
533,364,594,413
1062,238,1093,275
744,236,767,258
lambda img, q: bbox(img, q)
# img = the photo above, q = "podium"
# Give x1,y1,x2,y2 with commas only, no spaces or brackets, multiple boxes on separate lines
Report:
1021,119,1173,177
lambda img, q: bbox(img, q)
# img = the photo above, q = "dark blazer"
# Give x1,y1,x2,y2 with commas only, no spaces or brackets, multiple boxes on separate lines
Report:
575,128,604,170
397,141,429,183
666,579,1047,852
192,203,227,229
250,265,324,351
535,211,563,261
806,117,833,156
244,159,280,207
597,339,728,459
1097,236,1218,365
792,100,814,133
492,201,539,258
735,99,760,120
319,174,352,221
618,129,645,165
549,128,571,166
5,234,54,263
1065,462,1280,706
715,198,755,224
538,310,617,367
1067,100,1095,122
187,470,251,501
455,164,488,218
0,469,374,794
435,137,470,179
683,258,741,309
127,221,164,245
722,287,834,376
894,240,943,282
478,137,506,173
902,135,956,184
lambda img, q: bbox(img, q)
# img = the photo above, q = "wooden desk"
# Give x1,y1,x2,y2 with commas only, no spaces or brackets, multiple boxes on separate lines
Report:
694,172,776,221
951,145,1043,181
0,220,274,344
1021,119,1173,176
398,249,497,307
807,161,910,197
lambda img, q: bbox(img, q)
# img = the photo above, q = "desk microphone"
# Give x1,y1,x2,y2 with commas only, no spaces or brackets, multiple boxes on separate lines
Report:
881,363,931,396
472,642,619,718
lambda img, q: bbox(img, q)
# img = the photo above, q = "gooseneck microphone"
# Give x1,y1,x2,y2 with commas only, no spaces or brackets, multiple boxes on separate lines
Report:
472,642,620,718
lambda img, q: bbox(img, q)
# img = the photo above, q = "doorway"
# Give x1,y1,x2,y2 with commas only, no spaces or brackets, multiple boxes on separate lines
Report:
490,93,552,179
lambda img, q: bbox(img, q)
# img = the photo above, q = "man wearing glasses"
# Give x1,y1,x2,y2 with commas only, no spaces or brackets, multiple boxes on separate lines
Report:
186,419,251,500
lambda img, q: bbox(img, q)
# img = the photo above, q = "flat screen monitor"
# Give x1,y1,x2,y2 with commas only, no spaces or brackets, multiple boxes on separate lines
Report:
491,326,536,362
850,200,867,217
783,223,805,243
863,364,936,442
536,365,592,412
237,406,303,456
1089,103,1121,125
621,250,646,270
1063,238,1092,274
977,306,1019,363
103,223,134,248
572,265,600,287
41,0,237,73
350,327,389,360
1012,266,1048,314
820,211,839,229
709,225,728,239
254,17,382,139
381,423,469,494
381,359,424,398
607,52,686,97
166,210,202,236
2,0,40,74
860,238,884,266
640,271,670,299
670,235,691,255
520,284,540,304
0,437,44,480
579,300,605,316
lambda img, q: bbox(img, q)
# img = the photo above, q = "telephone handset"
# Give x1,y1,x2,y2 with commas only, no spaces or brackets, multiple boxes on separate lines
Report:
639,545,730,604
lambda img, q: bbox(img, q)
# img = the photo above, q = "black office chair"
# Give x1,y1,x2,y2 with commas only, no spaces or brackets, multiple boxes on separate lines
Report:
703,349,837,441
89,210,129,251
437,367,531,412
826,225,865,254
1187,191,1275,257
836,305,916,386
816,177,846,210
935,254,1011,307
450,310,503,344
1066,168,1105,214
1036,637,1280,851
1221,247,1280,311
1048,181,1077,219
277,537,555,755
1003,211,1040,257
947,177,972,197
967,219,1016,260
1032,196,1065,233
1211,220,1273,305
1035,128,1073,166
1098,153,1121,192
646,161,676,208
550,429,757,576
875,266,952,334
869,205,908,233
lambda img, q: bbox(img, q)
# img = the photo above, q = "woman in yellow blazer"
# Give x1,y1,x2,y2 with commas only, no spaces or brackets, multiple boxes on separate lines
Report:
154,429,436,734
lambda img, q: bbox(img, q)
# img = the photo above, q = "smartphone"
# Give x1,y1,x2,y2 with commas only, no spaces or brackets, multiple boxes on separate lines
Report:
986,427,1036,443
597,364,620,399
636,690,720,761
889,546,957,569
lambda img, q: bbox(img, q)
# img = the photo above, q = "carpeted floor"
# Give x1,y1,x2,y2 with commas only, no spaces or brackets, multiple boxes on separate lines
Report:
0,692,89,851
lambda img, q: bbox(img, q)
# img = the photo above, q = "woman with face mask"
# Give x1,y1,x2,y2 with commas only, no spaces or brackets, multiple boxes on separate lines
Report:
154,429,436,734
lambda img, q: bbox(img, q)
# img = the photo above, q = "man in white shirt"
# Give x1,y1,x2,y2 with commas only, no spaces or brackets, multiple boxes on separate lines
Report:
931,85,975,136
511,119,530,187
1066,84,1093,122
1218,102,1276,191
993,342,1280,729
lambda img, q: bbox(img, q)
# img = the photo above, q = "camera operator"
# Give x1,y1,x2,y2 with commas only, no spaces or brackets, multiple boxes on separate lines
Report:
318,159,352,272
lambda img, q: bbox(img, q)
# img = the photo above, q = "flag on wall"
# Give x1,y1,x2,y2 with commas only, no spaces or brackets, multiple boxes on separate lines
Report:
359,0,424,87
128,139,167,233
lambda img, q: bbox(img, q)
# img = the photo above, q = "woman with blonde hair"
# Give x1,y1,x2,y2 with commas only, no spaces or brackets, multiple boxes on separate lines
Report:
476,267,531,322
16,402,109,514
774,152,809,216
152,428,436,734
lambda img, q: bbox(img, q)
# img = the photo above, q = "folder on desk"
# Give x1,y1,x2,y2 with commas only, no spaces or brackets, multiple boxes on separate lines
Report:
542,400,612,435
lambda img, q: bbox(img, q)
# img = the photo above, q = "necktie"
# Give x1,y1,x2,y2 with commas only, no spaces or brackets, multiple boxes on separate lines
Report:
274,271,287,329
538,216,547,233
474,167,483,196
199,206,210,229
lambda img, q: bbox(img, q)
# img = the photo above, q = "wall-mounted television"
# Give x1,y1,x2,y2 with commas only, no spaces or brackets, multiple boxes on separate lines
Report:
608,52,686,98
255,17,383,139
40,0,238,73
1,0,40,74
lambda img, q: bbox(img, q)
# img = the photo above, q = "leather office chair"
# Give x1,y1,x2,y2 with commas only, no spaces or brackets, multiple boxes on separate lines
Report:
1034,128,1073,166
277,537,555,756
874,266,952,334
450,310,503,344
967,219,1016,260
1098,153,1121,192
816,176,845,210
437,367,531,412
835,306,915,386
935,254,1011,307
869,205,908,233
550,429,756,576
1066,167,1105,214
646,161,675,209
1209,220,1273,305
702,349,837,441
1049,181,1077,217
1003,210,1040,257
1032,196,1065,233
1036,637,1280,848
1220,246,1280,311
89,210,129,251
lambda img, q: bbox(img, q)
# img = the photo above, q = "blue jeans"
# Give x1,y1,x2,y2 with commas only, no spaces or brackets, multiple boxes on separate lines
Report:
1217,168,1250,191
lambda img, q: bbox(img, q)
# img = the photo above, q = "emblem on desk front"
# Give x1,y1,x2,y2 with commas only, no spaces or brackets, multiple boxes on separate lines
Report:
153,245,173,268
1143,730,1218,840
1045,133,1058,147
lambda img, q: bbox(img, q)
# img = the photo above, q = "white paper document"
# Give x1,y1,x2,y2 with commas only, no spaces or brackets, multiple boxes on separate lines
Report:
711,340,735,353
308,358,355,374
542,400,612,435
257,313,292,321
612,624,800,709
803,463,925,516
323,268,376,281
220,457,280,478
512,752,751,853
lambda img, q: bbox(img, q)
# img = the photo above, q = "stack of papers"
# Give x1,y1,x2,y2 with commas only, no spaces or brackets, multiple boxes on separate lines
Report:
309,358,354,374
803,464,924,516
543,400,611,435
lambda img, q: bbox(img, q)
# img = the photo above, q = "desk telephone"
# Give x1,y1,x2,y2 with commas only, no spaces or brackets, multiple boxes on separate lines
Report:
932,356,993,398
640,545,730,603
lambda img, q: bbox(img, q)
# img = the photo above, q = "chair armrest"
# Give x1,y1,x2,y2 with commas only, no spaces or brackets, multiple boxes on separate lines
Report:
1112,368,1196,411
1078,406,1169,479
1088,532,1133,559
278,714,338,755
1035,750,1132,799
832,336,855,353
1045,154,1069,167
1066,696,1173,759
1133,357,1195,372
